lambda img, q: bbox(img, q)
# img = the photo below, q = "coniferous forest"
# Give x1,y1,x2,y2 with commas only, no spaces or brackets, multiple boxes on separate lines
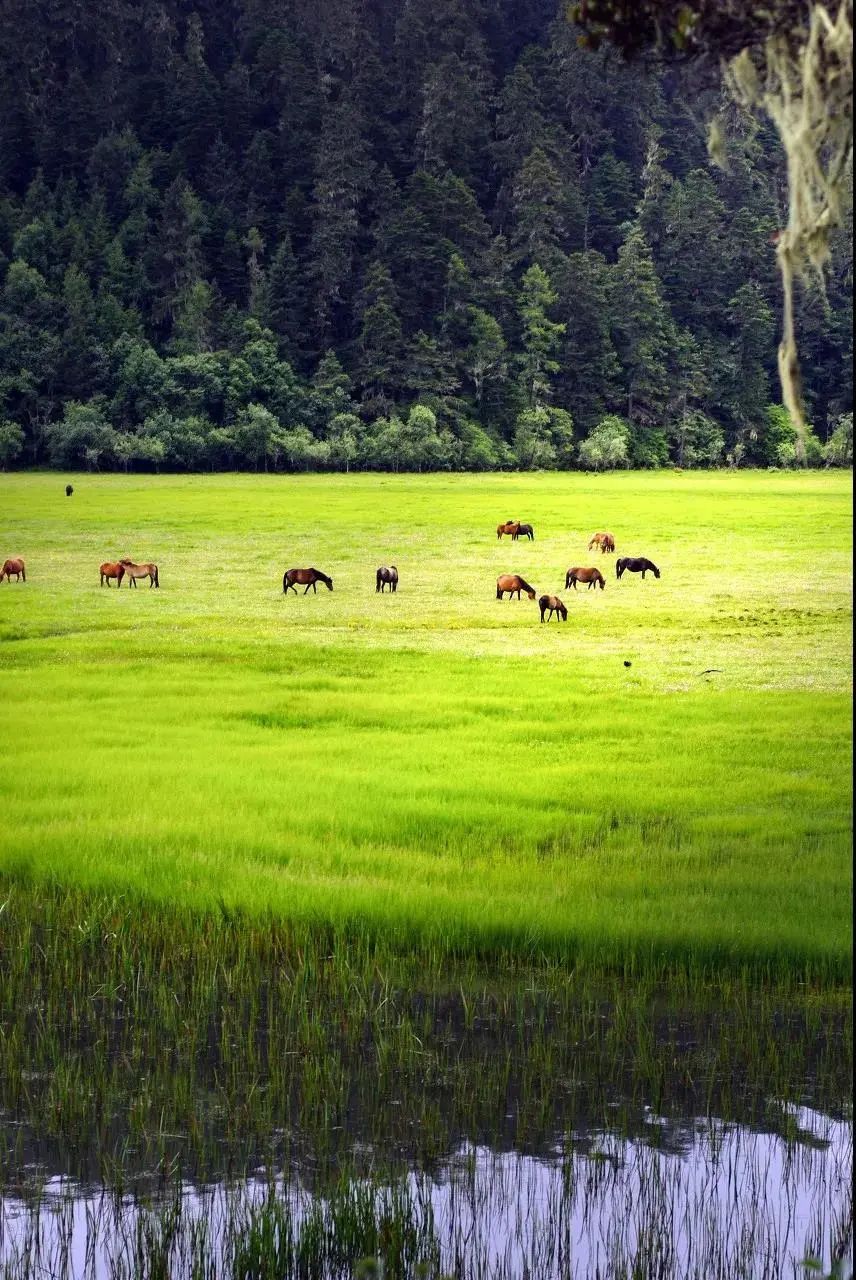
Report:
0,0,852,473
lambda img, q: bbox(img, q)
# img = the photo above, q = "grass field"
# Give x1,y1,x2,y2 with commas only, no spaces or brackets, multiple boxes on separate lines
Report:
0,470,851,977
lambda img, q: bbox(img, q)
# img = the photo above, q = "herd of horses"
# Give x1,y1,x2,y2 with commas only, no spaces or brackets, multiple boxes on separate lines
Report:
493,525,660,622
2,521,660,625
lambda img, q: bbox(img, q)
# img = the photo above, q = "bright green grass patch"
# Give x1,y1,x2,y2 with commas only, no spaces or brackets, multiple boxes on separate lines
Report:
0,471,851,975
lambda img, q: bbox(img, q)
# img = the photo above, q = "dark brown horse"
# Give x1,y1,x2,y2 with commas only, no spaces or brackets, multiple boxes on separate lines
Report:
119,558,159,588
100,561,125,587
496,574,536,600
565,566,606,591
514,523,534,541
0,557,25,583
496,521,520,540
588,532,615,553
616,557,660,580
538,594,567,622
376,566,398,593
283,567,333,594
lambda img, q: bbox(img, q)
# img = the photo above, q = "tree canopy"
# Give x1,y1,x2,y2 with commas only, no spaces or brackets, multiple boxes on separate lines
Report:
0,0,850,472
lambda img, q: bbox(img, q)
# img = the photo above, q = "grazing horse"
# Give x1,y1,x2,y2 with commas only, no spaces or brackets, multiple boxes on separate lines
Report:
376,566,398,593
538,594,567,622
565,566,606,591
119,558,159,588
283,567,333,594
513,523,535,541
496,574,536,600
0,557,25,583
616,557,660,580
100,561,125,587
496,521,520,540
588,532,615,553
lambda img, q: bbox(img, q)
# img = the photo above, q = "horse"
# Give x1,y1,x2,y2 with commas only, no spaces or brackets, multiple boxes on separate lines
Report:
65,485,73,497
565,566,606,591
283,567,333,594
376,566,398,593
496,574,536,600
0,558,25,583
119,558,159,588
538,594,567,622
588,532,615,553
496,521,520,540
616,557,660,580
513,523,535,541
100,561,125,587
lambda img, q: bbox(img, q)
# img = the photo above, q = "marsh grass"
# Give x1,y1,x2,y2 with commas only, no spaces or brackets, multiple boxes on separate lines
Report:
0,470,852,1274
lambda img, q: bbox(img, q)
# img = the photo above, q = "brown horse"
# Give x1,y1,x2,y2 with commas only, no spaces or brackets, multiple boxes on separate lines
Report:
100,561,125,587
0,557,25,583
283,567,333,594
588,532,615,553
496,521,520,540
119,558,159,588
565,566,606,591
538,594,567,622
496,574,536,600
376,566,398,593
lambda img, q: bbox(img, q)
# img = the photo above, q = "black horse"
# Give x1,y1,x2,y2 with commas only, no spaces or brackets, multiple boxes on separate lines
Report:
616,557,660,580
513,523,534,541
376,566,398,593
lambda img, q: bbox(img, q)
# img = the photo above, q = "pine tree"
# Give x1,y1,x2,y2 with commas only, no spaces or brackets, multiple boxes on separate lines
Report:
516,264,565,410
354,261,403,416
611,224,673,425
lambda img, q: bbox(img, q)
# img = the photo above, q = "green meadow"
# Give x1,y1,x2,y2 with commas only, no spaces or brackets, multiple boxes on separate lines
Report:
0,470,851,977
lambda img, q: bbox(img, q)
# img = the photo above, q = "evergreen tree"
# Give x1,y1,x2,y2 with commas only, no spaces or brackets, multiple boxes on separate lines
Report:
516,264,565,410
611,224,673,425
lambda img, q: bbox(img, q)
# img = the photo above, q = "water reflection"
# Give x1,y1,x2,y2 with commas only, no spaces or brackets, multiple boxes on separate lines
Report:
1,1107,851,1279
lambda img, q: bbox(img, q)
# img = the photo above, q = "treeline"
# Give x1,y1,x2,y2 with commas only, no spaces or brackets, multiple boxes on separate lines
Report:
0,0,852,473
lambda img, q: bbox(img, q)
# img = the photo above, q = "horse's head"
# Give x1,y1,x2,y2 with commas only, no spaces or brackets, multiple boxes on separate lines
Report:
326,578,333,591
527,590,536,600
653,565,661,578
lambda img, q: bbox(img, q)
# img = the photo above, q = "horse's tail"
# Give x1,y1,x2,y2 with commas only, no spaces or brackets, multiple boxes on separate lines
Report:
283,572,289,593
153,565,159,587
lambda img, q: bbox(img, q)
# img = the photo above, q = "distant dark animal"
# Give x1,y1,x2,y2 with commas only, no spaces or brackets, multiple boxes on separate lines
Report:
0,557,25,583
514,523,534,541
283,567,333,594
565,566,606,591
496,521,520,540
623,660,632,667
119,558,159,588
65,485,73,497
100,561,125,587
588,532,615,553
616,557,660,580
496,574,536,601
376,566,398,593
538,594,567,622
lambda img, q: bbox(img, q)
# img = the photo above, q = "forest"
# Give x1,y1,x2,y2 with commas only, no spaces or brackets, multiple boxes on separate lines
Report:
0,0,851,473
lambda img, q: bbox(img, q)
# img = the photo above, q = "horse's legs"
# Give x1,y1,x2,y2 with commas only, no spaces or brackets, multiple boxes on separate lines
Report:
304,583,311,594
